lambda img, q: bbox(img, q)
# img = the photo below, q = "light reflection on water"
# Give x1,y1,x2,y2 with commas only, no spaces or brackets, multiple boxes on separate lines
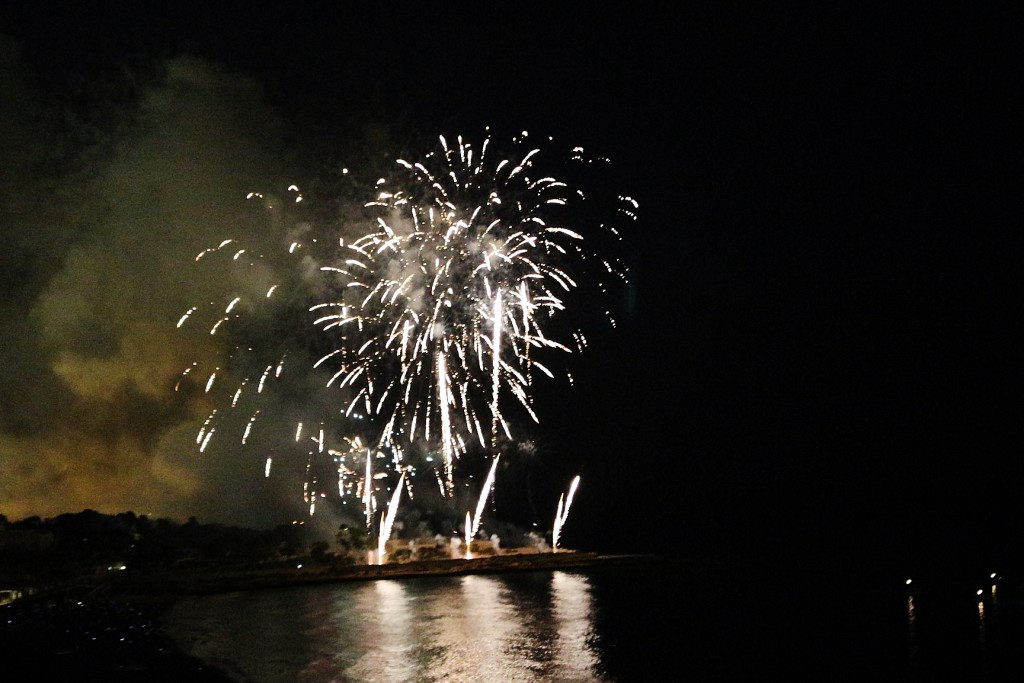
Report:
905,595,919,662
897,571,1024,681
163,560,1024,679
165,570,604,682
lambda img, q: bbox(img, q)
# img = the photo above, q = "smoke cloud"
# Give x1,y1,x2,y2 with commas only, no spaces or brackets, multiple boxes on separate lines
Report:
0,34,311,526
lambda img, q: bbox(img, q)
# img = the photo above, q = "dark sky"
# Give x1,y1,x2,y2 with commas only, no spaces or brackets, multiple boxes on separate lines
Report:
0,4,1018,558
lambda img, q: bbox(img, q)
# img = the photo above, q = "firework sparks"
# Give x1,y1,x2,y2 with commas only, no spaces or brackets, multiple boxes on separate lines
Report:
176,132,634,527
552,475,581,550
313,132,634,492
174,188,373,513
377,472,406,564
362,449,375,528
466,455,501,549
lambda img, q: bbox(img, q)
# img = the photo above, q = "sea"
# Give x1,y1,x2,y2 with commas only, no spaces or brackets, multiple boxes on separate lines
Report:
162,554,1024,682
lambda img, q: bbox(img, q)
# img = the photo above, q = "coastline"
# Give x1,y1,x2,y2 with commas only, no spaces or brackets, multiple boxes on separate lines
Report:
2,551,662,681
109,550,664,598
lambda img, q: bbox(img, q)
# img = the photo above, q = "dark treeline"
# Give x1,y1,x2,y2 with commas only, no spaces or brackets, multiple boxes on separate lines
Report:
0,510,310,581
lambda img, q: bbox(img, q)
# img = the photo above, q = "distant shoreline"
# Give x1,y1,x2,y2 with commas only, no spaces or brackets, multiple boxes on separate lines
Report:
110,551,663,598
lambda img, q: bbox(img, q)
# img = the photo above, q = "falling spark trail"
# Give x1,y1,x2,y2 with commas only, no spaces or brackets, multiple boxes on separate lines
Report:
471,455,500,540
363,451,374,529
490,290,502,448
377,473,406,564
552,475,581,550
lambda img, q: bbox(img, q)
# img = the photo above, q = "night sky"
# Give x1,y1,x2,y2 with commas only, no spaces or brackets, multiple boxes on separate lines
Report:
0,5,1018,561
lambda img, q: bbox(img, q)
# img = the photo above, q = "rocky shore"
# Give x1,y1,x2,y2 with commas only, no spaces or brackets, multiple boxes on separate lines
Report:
0,589,231,681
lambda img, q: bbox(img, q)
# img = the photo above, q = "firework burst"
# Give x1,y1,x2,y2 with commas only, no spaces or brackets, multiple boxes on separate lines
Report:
174,187,385,516
313,131,635,494
177,131,635,523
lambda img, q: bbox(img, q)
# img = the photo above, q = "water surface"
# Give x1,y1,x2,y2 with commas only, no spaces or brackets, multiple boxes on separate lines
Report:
164,559,1024,681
